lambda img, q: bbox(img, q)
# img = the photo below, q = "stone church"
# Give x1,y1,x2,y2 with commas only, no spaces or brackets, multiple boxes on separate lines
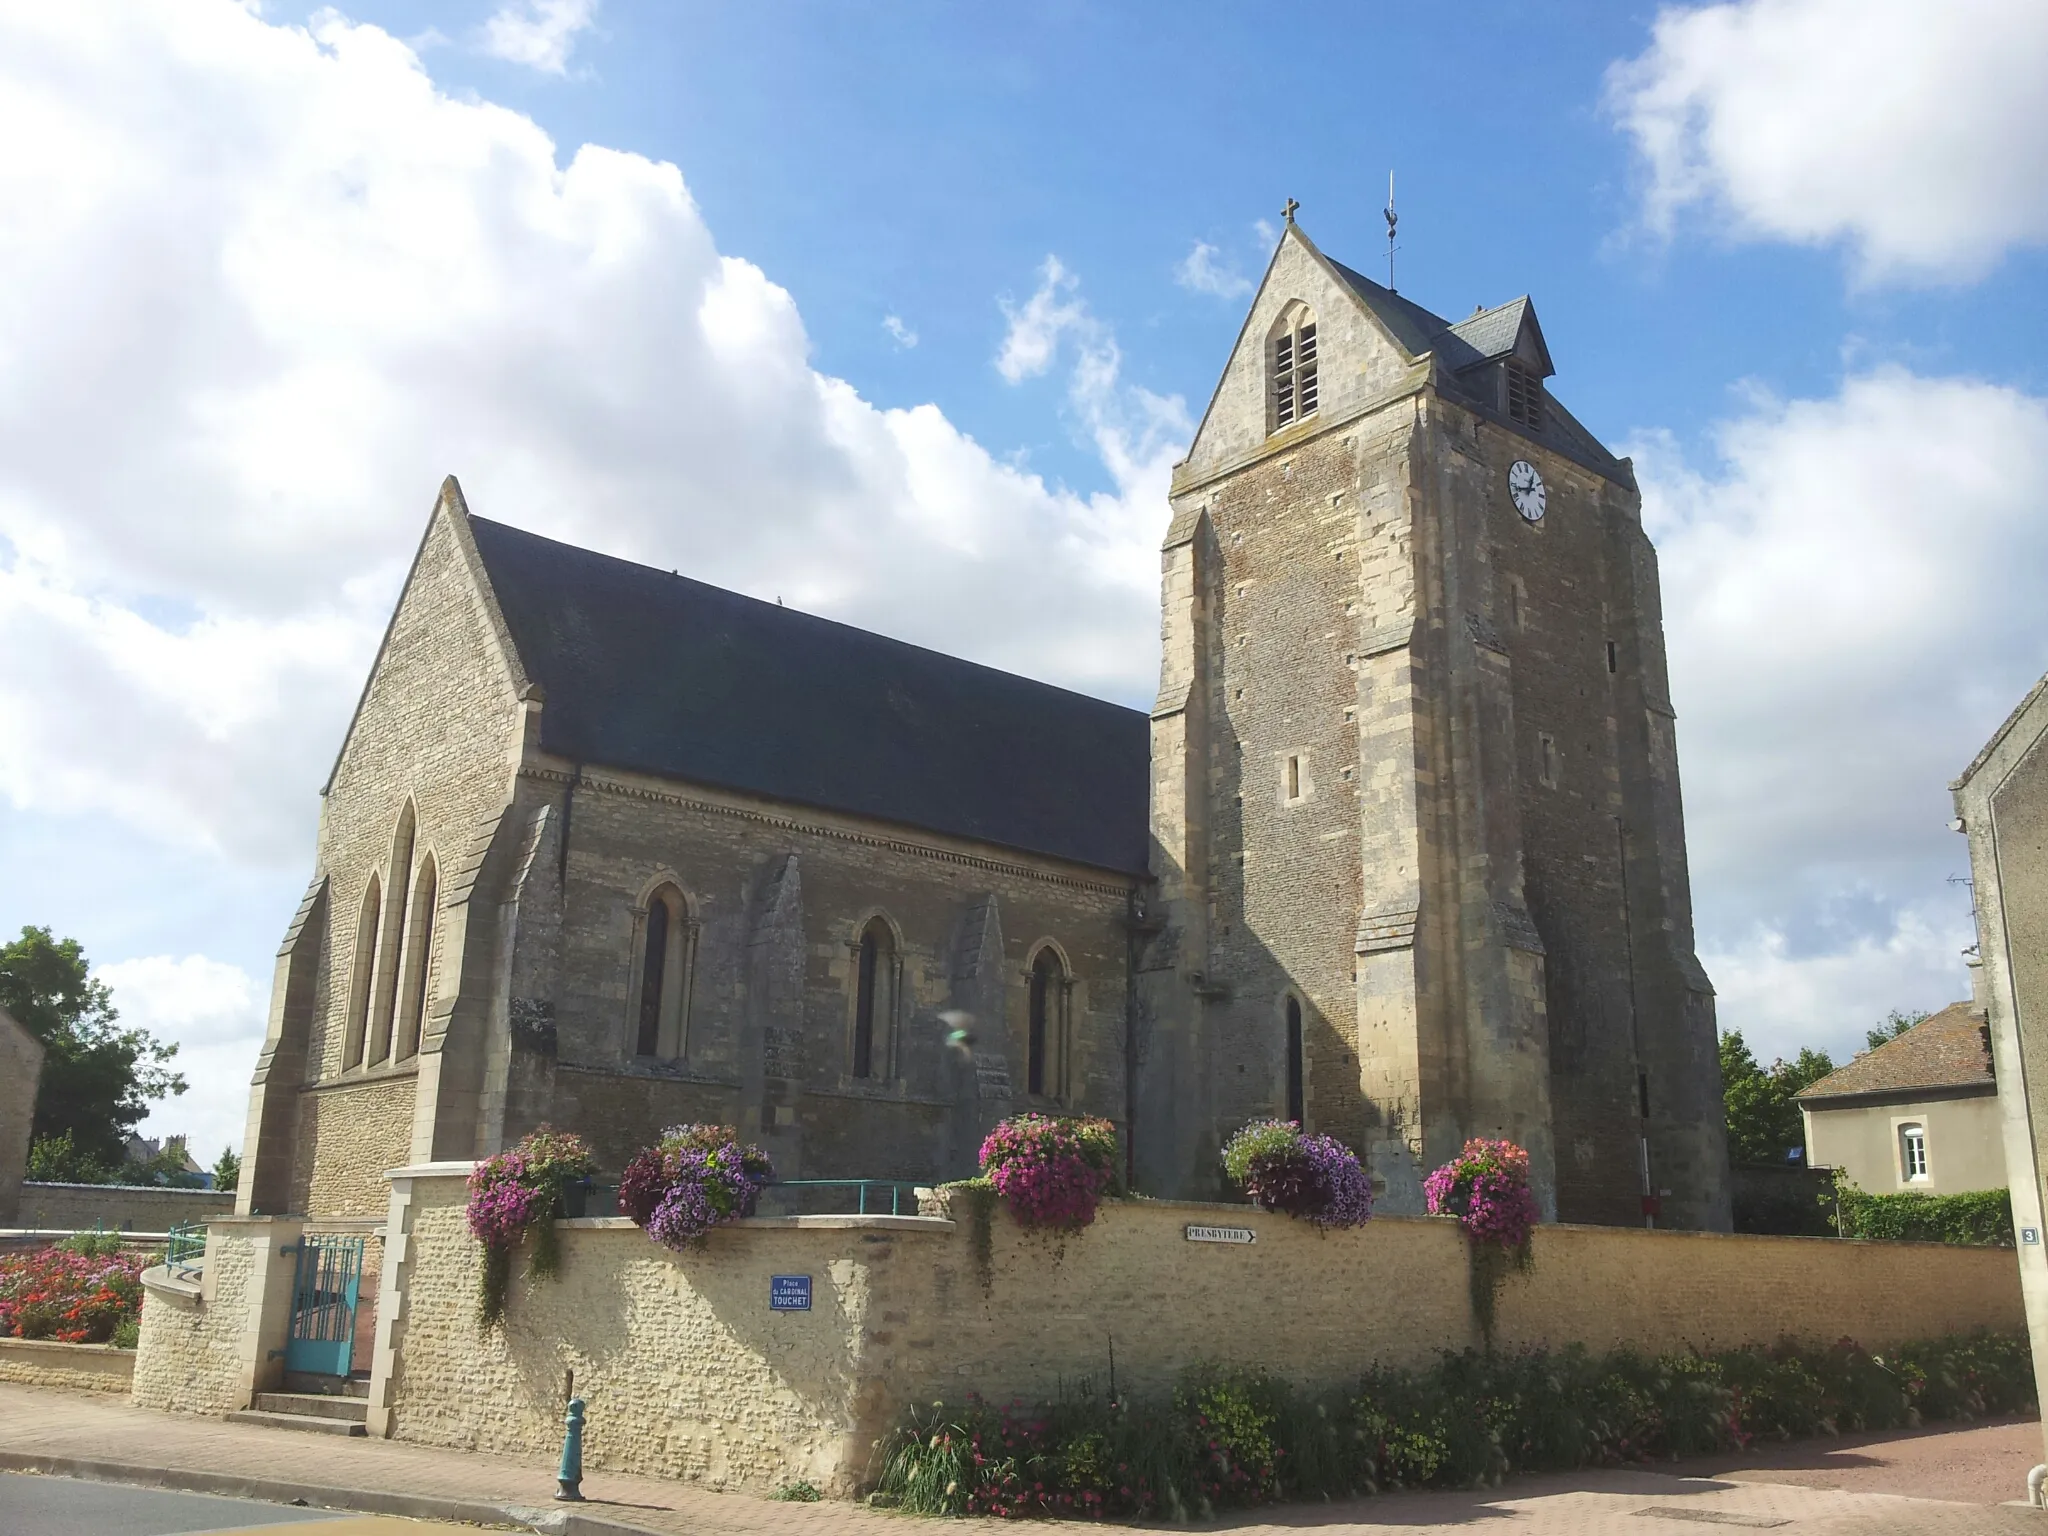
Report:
238,217,1731,1232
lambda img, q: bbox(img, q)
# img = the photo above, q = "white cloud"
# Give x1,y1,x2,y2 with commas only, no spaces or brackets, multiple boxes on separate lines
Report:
1175,240,1252,300
477,0,598,75
882,313,917,349
1633,368,2048,1062
996,256,1093,384
97,954,263,1161
0,3,1183,875
1607,0,2048,281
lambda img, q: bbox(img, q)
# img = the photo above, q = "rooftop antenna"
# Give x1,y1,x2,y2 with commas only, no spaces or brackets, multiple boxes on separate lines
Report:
1383,171,1400,291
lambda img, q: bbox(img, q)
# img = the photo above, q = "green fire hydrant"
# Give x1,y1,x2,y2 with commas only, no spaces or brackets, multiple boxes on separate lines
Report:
556,1396,586,1502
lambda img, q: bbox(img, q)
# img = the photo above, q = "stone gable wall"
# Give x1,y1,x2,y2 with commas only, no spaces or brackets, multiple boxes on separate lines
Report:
285,503,523,1210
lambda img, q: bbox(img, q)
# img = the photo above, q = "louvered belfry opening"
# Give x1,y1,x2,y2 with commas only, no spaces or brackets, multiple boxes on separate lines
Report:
1506,359,1545,431
1272,315,1318,429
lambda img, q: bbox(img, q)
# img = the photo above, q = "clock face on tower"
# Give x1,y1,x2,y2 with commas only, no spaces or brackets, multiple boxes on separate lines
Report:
1508,459,1546,523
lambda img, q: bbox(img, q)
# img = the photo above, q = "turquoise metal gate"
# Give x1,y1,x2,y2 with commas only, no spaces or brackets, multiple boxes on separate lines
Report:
284,1234,364,1378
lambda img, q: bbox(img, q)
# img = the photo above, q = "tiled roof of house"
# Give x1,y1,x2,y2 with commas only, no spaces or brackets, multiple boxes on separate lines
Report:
1795,1001,1994,1102
467,515,1152,875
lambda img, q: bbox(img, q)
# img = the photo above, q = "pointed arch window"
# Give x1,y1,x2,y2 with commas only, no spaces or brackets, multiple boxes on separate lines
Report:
852,917,897,1080
367,802,416,1066
1028,946,1069,1101
1270,307,1319,431
631,883,695,1060
1285,995,1305,1124
342,873,381,1071
393,853,438,1062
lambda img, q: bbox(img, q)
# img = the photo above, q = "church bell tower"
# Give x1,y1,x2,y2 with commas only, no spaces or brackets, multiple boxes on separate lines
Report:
1133,213,1731,1230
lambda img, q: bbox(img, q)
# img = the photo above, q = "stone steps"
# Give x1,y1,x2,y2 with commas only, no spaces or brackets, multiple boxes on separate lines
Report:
252,1391,369,1423
227,1407,366,1437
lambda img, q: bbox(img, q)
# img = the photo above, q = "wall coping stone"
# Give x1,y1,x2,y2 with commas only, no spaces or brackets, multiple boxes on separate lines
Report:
138,1263,202,1302
386,1161,480,1182
0,1336,135,1361
20,1182,227,1196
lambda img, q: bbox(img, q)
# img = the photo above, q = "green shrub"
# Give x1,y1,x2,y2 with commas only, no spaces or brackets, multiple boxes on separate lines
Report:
1832,1183,2014,1246
872,1329,2035,1520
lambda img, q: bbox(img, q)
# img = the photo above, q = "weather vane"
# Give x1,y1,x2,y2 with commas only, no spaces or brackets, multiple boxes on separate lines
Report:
1383,171,1399,291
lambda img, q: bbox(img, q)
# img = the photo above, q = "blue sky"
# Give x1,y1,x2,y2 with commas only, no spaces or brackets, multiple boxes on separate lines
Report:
2,0,2045,1159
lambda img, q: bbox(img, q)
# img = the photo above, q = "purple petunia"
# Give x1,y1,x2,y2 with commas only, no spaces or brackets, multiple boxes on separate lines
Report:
1423,1138,1539,1249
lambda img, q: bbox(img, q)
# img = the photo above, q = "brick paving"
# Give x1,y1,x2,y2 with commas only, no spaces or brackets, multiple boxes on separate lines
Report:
1,1384,2043,1535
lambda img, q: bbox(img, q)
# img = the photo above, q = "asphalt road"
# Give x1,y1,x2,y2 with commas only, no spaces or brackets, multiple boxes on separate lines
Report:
0,1474,353,1535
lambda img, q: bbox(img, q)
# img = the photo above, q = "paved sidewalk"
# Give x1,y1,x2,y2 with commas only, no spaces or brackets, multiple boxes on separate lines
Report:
1,1384,2043,1535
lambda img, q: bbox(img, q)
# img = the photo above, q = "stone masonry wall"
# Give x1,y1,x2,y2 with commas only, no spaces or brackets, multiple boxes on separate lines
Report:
515,763,1137,1184
131,1240,254,1414
384,1175,919,1493
292,1075,419,1217
14,1182,233,1232
0,1006,41,1224
0,1338,134,1393
377,1173,2024,1496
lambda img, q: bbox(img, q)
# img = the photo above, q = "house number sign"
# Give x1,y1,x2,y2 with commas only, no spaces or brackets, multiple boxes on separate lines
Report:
1184,1224,1257,1245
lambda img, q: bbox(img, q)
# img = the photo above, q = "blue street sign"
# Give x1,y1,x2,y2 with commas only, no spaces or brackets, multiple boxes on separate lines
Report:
770,1274,812,1311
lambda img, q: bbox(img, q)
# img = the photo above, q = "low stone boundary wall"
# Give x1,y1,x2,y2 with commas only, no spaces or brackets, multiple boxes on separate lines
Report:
0,1336,135,1393
351,1173,2025,1498
17,1182,232,1233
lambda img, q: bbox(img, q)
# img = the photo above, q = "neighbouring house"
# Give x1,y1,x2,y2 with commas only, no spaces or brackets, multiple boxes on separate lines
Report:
0,1003,45,1224
1795,1000,2003,1196
1955,662,2048,1462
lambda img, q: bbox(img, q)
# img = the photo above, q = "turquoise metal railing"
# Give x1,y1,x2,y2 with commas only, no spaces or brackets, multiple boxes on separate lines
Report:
763,1179,921,1216
581,1179,922,1218
164,1221,205,1277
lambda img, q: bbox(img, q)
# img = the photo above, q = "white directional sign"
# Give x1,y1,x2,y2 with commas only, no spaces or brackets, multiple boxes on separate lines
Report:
1184,1224,1257,1245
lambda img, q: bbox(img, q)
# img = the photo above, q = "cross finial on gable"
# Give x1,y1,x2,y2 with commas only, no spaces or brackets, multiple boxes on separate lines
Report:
1283,197,1300,224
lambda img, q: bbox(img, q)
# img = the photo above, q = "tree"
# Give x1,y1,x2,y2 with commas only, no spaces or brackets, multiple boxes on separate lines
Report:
0,927,186,1172
1720,1031,1835,1167
212,1147,241,1194
1866,1009,1929,1053
25,1129,115,1184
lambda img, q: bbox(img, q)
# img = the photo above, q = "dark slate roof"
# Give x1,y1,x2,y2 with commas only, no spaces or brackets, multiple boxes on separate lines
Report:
1447,298,1543,371
1796,1002,1995,1102
1325,257,1623,482
466,516,1151,875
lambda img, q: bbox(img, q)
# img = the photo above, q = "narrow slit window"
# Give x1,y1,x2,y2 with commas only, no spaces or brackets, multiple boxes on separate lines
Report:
852,917,895,1080
1284,754,1302,802
1538,733,1559,789
636,894,669,1057
1028,947,1064,1100
1271,312,1319,431
1606,639,1618,674
393,854,437,1062
343,874,381,1071
1285,996,1305,1124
